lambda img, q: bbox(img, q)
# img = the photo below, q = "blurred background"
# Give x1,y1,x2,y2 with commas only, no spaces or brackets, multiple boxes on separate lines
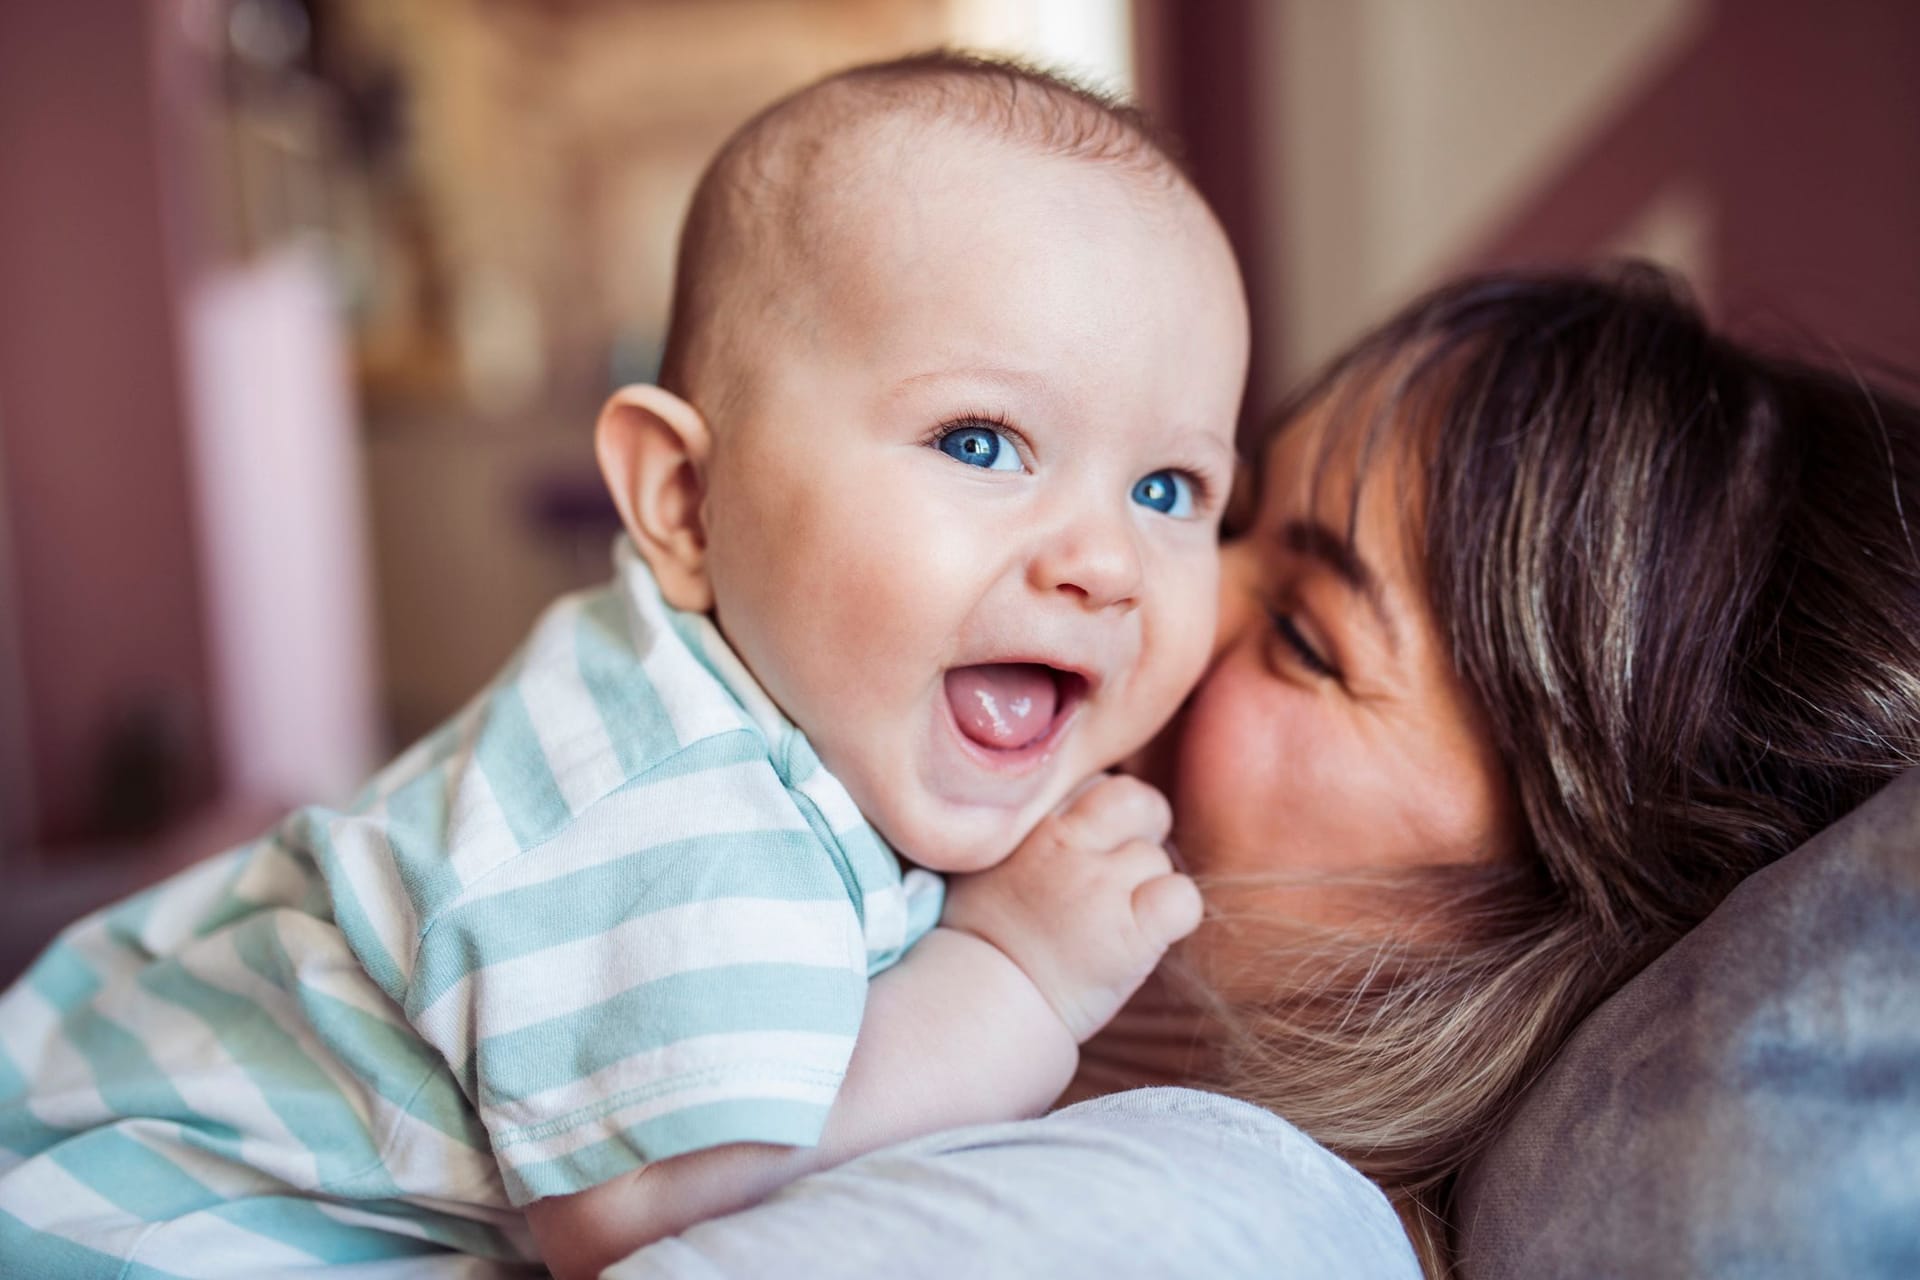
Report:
2,0,1916,977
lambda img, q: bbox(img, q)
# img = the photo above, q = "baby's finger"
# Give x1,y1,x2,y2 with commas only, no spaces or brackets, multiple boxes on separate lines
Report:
1058,774,1173,849
1132,873,1204,949
1104,837,1176,885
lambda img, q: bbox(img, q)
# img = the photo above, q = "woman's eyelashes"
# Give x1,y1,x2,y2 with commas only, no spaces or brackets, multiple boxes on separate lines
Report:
1270,609,1340,679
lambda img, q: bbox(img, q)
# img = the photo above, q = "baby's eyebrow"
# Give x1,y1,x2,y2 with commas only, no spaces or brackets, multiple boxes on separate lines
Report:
1277,519,1401,652
889,365,1047,397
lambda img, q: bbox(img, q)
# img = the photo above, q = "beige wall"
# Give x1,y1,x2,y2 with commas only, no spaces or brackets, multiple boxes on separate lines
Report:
1259,0,1709,382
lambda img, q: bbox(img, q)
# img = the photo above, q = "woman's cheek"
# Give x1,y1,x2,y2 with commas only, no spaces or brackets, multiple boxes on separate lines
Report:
1170,654,1289,874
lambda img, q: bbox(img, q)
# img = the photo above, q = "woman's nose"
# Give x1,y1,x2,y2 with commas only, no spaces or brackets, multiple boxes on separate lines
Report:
1029,504,1143,610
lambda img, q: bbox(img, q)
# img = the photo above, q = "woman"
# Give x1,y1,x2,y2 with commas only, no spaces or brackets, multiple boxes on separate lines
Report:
623,261,1920,1277
1162,260,1920,1267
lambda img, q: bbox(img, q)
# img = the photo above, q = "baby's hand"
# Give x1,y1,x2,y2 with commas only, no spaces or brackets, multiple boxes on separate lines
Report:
941,775,1203,1043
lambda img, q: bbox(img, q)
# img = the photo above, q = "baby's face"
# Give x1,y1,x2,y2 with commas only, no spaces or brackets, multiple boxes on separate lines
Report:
701,134,1248,871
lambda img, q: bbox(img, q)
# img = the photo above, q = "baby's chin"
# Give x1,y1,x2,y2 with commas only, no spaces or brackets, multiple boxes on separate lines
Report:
867,794,1036,876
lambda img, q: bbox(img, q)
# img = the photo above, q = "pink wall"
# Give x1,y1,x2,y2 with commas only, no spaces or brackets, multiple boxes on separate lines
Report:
1471,0,1920,371
0,0,215,846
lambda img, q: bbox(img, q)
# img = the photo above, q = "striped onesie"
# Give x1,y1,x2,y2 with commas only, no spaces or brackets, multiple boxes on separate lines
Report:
0,539,942,1277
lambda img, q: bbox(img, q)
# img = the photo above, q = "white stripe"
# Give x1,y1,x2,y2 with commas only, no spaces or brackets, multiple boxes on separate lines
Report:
861,883,908,959
311,1198,523,1250
268,919,415,1036
156,920,507,1206
0,983,113,1135
442,759,525,893
413,896,862,1063
324,806,422,989
498,1072,842,1168
119,848,247,961
618,556,750,747
89,957,321,1191
171,929,390,1178
689,617,790,744
229,836,322,913
357,1088,510,1208
0,1150,166,1266
514,613,627,816
59,912,155,991
792,766,868,835
132,1205,329,1276
434,759,810,910
122,1119,287,1199
903,867,944,934
486,1031,850,1163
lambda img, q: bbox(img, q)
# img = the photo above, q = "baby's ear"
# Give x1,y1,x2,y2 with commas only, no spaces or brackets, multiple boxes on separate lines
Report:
596,385,714,612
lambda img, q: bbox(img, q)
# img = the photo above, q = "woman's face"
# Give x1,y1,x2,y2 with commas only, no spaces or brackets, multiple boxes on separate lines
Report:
1152,390,1517,991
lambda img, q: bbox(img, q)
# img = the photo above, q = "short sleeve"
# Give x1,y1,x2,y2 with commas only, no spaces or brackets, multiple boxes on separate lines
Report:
405,745,872,1206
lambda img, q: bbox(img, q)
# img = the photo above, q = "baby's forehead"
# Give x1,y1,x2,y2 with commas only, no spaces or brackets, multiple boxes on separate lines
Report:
665,59,1239,417
732,122,1201,340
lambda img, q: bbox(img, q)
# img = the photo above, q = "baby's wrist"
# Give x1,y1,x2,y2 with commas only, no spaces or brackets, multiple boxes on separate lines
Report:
930,922,1086,1048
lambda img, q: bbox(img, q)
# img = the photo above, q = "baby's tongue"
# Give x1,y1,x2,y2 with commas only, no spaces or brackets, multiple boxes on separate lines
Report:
944,664,1058,751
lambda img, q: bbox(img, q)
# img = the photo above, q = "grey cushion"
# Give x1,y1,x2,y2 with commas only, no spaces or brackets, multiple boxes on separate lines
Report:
1457,769,1920,1278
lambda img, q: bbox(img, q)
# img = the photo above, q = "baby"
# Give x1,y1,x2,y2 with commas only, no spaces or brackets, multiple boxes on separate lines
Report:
0,52,1247,1279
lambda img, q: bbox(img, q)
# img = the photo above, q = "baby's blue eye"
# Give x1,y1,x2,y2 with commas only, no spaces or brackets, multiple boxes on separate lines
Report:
1131,470,1194,517
935,422,1023,471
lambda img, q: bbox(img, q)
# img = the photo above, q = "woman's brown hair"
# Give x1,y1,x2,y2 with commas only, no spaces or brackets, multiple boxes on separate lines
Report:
1214,262,1920,1273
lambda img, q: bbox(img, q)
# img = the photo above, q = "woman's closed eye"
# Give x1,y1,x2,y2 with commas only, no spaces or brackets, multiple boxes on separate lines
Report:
933,418,1025,472
1271,609,1340,679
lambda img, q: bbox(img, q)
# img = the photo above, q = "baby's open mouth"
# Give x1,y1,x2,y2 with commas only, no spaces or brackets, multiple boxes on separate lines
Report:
943,664,1089,752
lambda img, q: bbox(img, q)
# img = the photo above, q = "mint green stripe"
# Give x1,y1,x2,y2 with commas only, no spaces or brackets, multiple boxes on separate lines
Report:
302,811,408,1003
136,942,393,1196
663,607,721,683
48,1127,219,1222
32,961,242,1152
578,589,683,776
0,1206,194,1280
0,1036,70,1156
206,1197,443,1265
473,684,573,852
838,824,904,894
26,938,102,1008
787,788,865,929
623,726,766,785
336,1196,531,1260
182,844,281,942
472,963,862,1104
408,826,846,1013
500,1097,830,1204
773,728,821,786
240,918,486,1151
379,762,464,923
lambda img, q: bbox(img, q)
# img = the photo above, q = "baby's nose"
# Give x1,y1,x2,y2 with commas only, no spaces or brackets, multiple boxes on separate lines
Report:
1029,507,1143,610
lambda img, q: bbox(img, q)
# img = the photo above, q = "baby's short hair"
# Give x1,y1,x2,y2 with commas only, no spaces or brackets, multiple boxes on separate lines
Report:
659,50,1189,411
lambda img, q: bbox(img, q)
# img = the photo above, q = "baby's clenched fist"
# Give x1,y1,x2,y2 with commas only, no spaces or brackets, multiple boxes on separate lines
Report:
941,774,1203,1043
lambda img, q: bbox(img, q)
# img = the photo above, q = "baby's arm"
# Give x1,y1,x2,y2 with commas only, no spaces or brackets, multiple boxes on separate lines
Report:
527,776,1200,1280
